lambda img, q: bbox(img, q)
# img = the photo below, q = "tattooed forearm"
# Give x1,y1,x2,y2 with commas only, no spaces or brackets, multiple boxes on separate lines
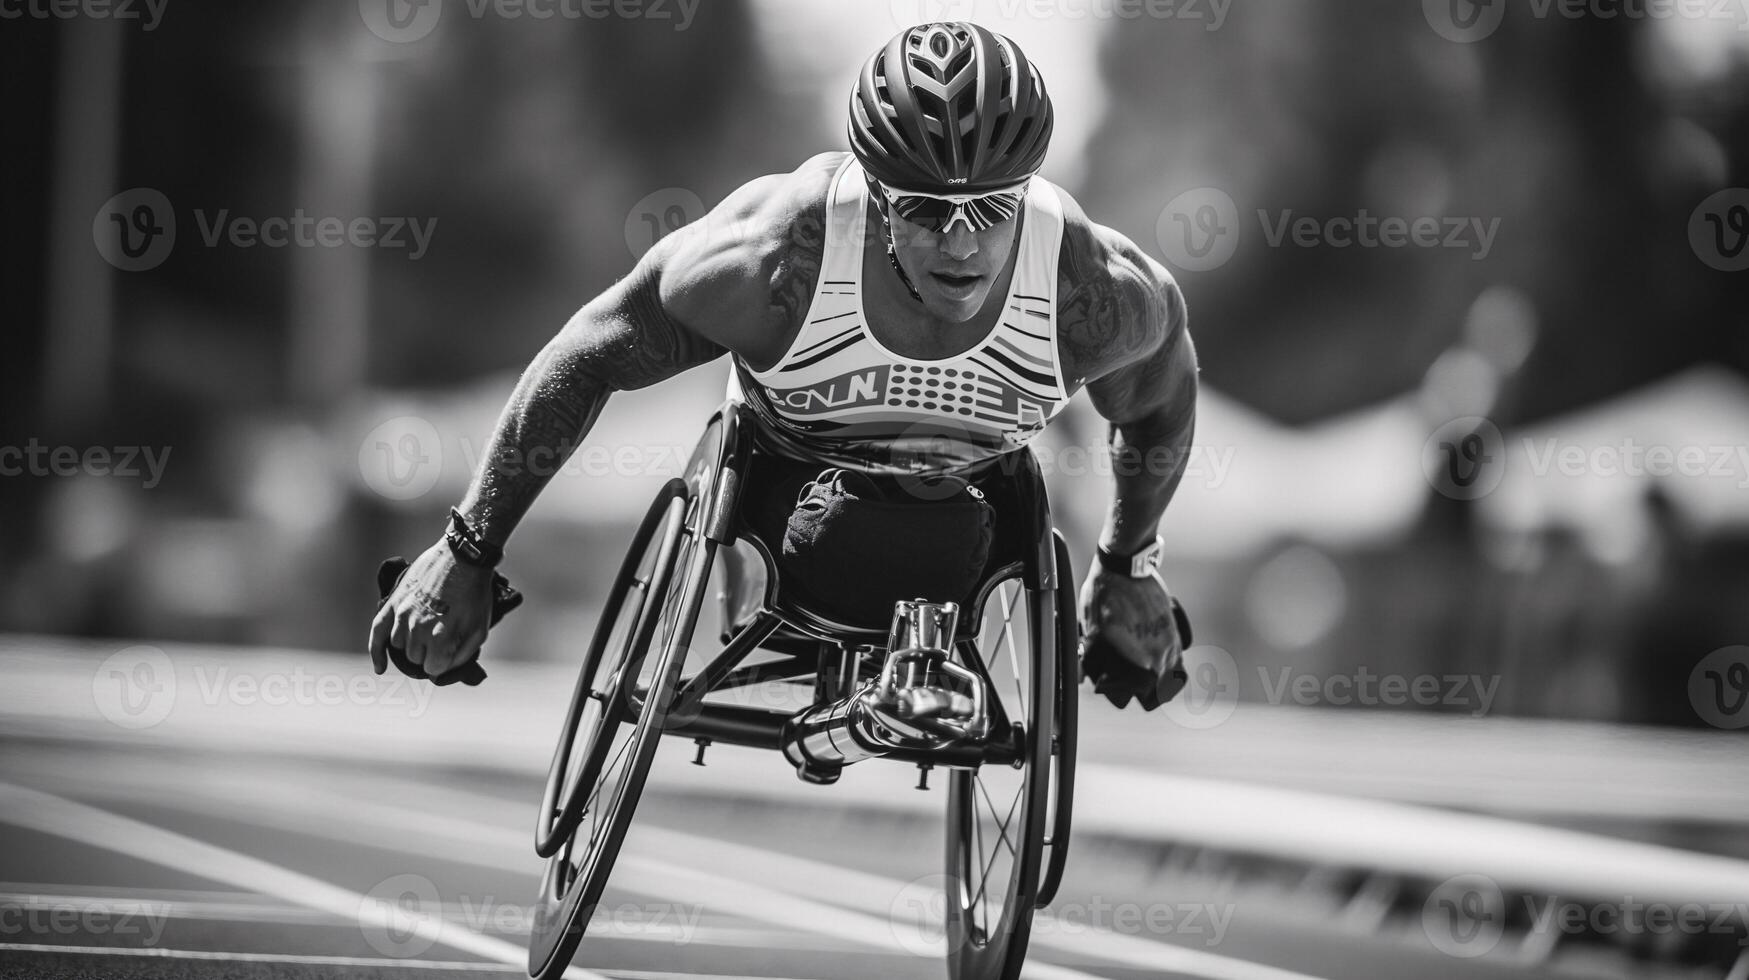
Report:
1076,249,1197,556
458,262,725,546
1104,372,1197,555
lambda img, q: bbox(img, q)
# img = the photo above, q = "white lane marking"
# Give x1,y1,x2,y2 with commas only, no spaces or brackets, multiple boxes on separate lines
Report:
624,827,1327,980
0,890,823,951
0,943,837,980
606,974,819,980
23,764,1108,978
615,855,1108,980
10,757,1328,980
0,890,332,926
0,943,524,972
112,770,1322,980
0,781,610,980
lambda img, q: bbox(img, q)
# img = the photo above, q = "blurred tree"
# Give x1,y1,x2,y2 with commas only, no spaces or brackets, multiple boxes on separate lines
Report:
1081,1,1749,425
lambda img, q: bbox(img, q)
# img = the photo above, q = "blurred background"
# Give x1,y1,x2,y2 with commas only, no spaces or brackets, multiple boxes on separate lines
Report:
5,0,1747,727
4,4,1749,979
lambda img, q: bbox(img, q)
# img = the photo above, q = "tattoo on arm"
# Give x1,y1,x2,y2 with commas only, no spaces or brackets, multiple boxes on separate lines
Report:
1103,379,1197,554
768,199,826,338
1057,228,1171,388
460,261,725,545
1074,256,1196,556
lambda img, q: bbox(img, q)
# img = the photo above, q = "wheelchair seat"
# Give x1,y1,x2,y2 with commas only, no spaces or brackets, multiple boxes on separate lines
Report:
720,409,1054,651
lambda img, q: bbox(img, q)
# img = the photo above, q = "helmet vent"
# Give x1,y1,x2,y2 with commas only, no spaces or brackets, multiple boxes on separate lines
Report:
947,47,973,80
849,23,1052,191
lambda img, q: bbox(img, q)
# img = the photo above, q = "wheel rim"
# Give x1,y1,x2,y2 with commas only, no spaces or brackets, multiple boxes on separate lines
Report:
535,479,687,857
963,582,1027,943
527,492,694,979
528,414,730,980
1035,534,1079,908
945,577,1054,980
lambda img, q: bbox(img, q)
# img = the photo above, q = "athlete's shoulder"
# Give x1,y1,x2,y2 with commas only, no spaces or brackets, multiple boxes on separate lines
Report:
657,153,844,359
1052,188,1187,387
658,153,838,279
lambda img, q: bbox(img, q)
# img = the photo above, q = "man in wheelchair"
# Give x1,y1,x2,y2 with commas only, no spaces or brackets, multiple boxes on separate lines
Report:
369,22,1198,714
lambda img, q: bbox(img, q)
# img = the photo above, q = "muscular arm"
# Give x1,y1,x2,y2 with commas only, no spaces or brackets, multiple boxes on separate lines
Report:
455,256,727,546
455,156,834,548
369,158,834,680
1060,228,1198,555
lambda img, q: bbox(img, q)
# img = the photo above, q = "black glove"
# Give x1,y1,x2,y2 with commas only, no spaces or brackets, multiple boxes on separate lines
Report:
373,557,523,687
1080,596,1193,711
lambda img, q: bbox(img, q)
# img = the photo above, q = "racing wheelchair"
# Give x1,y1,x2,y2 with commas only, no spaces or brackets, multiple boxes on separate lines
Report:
526,400,1081,980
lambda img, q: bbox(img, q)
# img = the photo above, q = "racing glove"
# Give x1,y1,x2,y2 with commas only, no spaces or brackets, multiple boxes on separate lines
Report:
372,557,522,687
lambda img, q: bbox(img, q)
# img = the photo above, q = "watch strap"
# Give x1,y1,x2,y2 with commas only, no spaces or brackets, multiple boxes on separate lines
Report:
1096,534,1164,579
445,509,504,569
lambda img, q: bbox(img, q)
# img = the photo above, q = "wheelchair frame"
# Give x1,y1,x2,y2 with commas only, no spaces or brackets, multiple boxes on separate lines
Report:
528,399,1079,980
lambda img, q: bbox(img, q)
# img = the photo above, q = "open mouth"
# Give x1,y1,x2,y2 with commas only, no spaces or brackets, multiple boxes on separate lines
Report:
930,271,982,294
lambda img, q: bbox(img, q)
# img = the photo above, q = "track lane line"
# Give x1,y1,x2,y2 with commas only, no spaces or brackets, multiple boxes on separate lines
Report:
0,780,609,980
0,943,526,972
0,943,840,980
93,769,1327,980
6,765,1112,979
291,776,1335,980
0,889,818,950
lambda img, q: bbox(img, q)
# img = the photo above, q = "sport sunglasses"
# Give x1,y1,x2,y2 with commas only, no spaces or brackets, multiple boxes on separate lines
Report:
876,180,1030,234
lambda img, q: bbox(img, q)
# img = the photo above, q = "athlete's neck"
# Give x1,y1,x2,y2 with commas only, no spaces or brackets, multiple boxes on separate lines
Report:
860,202,1023,360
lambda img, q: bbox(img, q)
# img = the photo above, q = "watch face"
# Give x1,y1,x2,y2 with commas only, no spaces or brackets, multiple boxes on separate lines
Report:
1134,537,1164,577
1099,536,1165,578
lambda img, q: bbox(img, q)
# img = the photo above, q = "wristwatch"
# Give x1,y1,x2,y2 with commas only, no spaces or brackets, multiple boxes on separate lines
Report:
1096,534,1164,579
445,509,504,569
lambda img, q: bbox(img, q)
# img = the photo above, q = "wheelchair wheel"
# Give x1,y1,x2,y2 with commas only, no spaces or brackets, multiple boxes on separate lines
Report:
526,478,702,980
943,563,1070,980
1036,532,1079,908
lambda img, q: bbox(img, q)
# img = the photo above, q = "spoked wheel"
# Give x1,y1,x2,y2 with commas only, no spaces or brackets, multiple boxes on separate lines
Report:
527,478,689,980
944,564,1069,980
527,410,732,980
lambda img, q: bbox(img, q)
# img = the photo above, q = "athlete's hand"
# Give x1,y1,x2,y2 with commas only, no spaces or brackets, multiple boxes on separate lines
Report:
368,542,497,684
1078,563,1190,711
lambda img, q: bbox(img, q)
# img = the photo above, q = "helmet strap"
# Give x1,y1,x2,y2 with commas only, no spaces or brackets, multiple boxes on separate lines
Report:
867,180,922,304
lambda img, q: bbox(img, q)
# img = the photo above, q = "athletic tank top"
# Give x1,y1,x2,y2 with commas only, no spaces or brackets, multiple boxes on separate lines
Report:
729,158,1072,475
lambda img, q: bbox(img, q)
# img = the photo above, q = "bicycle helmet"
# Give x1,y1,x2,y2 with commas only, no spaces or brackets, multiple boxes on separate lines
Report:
848,22,1054,194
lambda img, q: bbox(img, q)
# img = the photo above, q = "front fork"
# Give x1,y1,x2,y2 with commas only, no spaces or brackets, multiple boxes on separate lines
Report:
780,600,990,783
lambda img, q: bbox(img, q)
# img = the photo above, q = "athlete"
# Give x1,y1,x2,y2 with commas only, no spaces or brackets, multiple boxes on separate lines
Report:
369,23,1198,710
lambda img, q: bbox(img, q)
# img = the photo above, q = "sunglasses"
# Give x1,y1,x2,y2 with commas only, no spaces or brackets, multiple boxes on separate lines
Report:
876,180,1029,234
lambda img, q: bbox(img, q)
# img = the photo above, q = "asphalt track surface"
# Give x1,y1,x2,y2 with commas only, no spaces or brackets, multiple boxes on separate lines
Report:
0,736,1585,980
4,637,1745,980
